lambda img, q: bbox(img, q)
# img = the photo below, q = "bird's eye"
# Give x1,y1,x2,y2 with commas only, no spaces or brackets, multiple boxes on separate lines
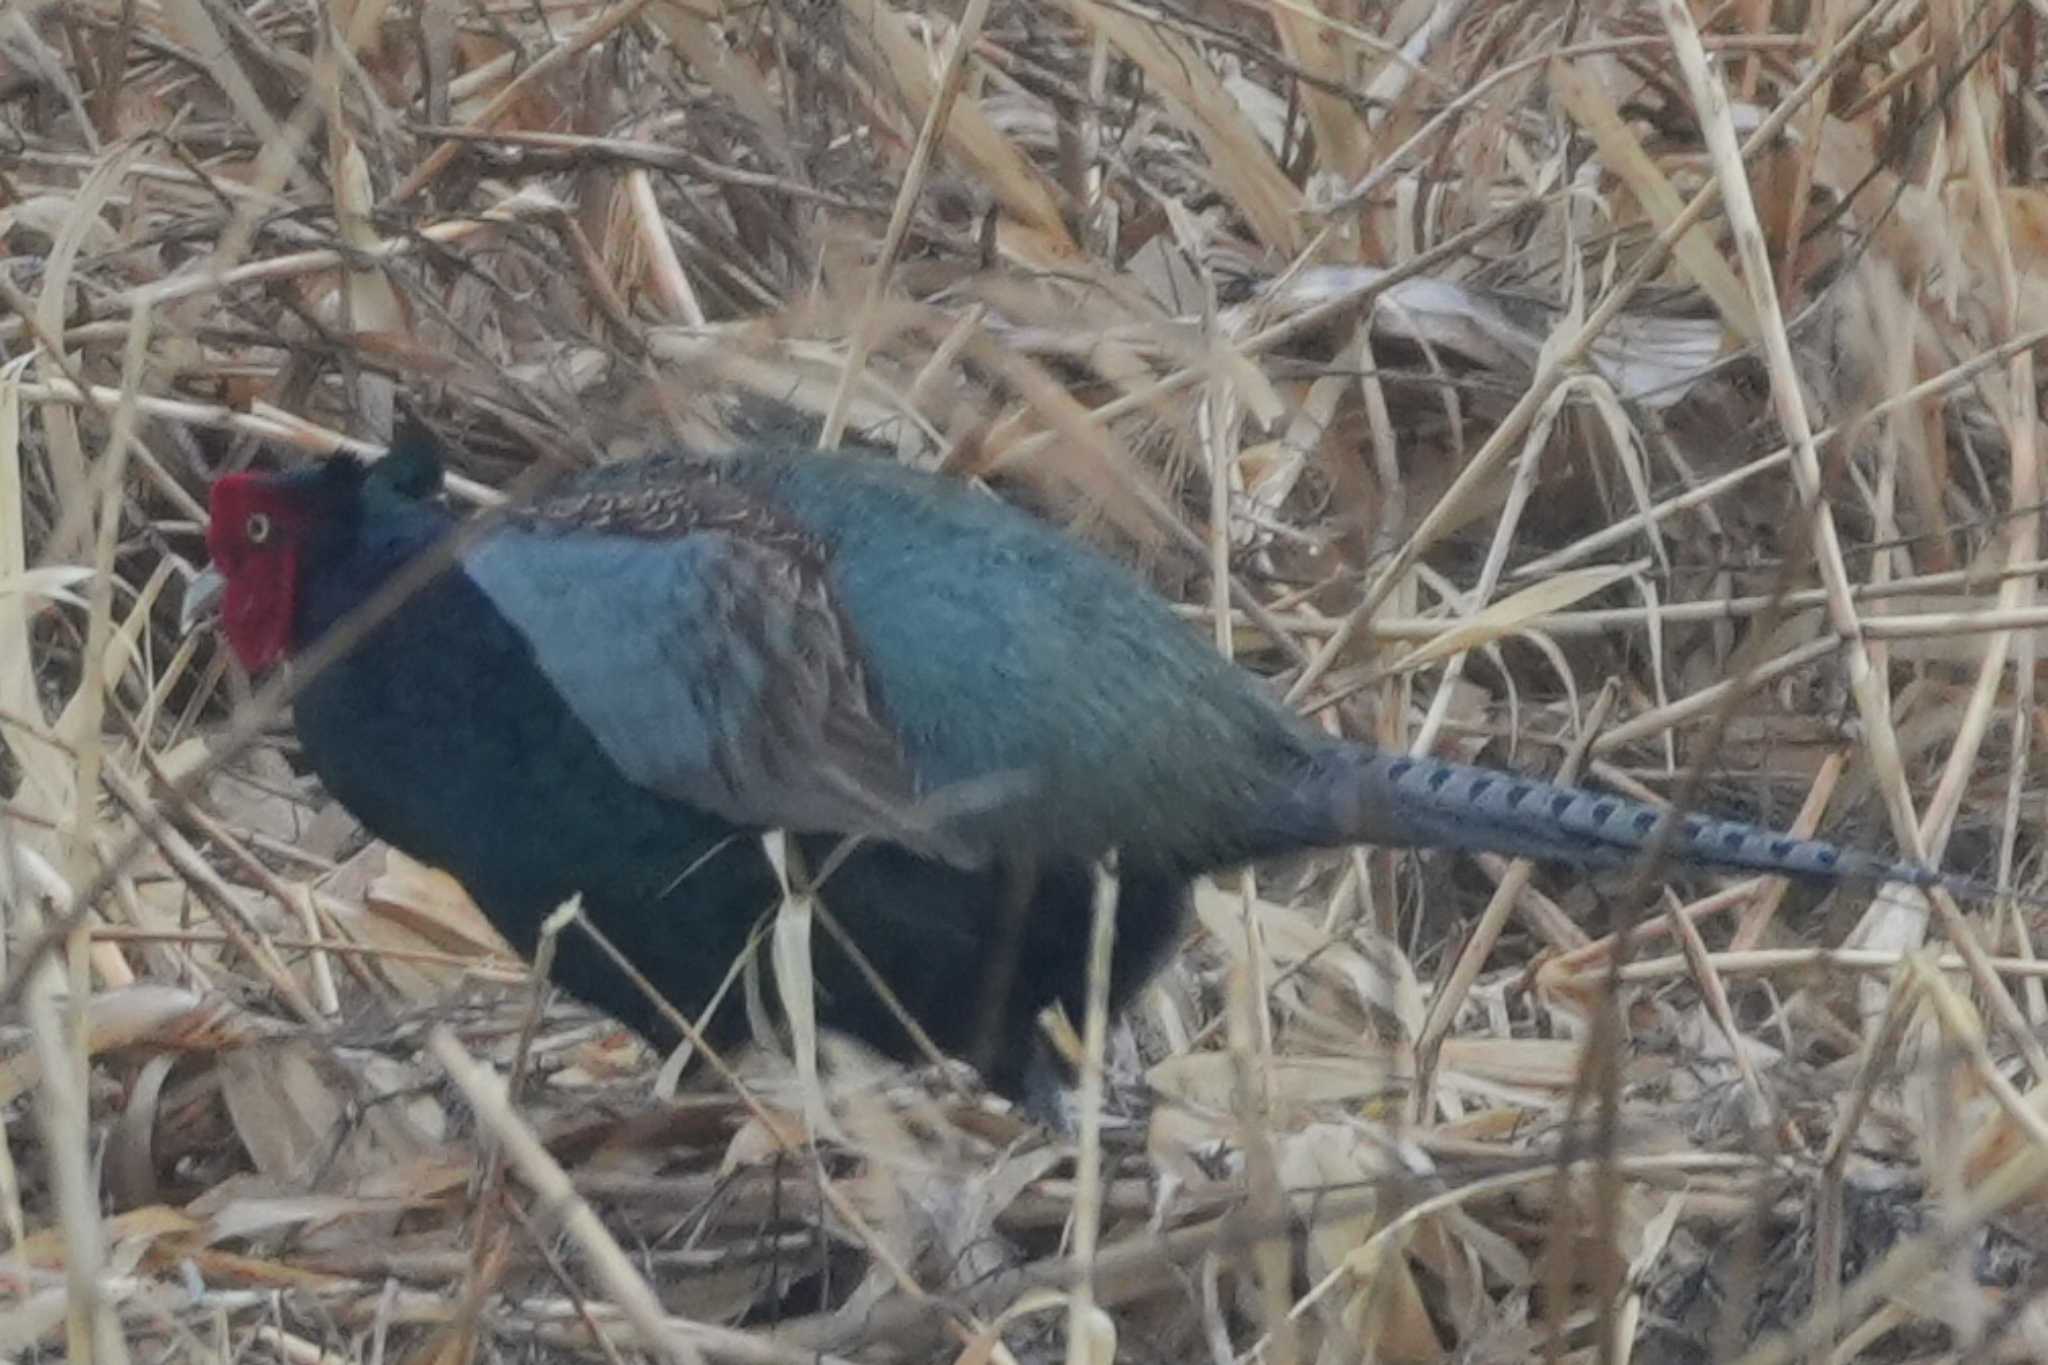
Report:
245,512,273,545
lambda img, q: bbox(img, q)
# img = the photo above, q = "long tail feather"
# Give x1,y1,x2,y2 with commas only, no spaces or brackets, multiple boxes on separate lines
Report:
1308,745,1977,895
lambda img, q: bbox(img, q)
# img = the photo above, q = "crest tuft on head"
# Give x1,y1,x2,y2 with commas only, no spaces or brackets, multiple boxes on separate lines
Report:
373,413,447,500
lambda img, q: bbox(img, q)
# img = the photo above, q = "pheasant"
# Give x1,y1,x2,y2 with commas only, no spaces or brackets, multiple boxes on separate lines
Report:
185,429,1962,1098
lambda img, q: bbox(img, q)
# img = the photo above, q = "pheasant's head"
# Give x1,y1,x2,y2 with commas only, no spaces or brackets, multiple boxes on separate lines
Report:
193,468,343,670
185,429,446,669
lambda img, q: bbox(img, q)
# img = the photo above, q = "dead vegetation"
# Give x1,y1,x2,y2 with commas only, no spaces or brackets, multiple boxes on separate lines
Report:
7,0,2048,1360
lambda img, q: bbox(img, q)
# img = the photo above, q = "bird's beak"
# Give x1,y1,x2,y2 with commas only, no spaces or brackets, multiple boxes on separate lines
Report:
181,566,226,636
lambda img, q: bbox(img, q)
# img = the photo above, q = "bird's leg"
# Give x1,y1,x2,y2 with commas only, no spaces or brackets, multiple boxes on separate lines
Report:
1016,1032,1081,1135
967,854,1040,1084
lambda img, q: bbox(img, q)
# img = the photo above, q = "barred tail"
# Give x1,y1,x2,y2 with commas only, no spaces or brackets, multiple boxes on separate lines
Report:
1303,745,1948,889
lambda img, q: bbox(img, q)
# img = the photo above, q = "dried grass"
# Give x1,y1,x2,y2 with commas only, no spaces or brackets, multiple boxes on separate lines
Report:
7,0,2048,1360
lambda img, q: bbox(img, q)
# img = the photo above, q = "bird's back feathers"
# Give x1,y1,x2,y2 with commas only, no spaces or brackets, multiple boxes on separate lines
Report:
715,451,1318,871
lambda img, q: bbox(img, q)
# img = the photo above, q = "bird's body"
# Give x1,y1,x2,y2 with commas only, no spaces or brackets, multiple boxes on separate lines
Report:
193,433,1953,1099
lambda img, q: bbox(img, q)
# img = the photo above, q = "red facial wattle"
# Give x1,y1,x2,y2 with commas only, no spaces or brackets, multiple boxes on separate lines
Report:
219,557,296,670
206,475,300,671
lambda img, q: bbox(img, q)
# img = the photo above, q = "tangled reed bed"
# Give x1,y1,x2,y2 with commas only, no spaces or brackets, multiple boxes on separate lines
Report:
7,0,2048,1360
